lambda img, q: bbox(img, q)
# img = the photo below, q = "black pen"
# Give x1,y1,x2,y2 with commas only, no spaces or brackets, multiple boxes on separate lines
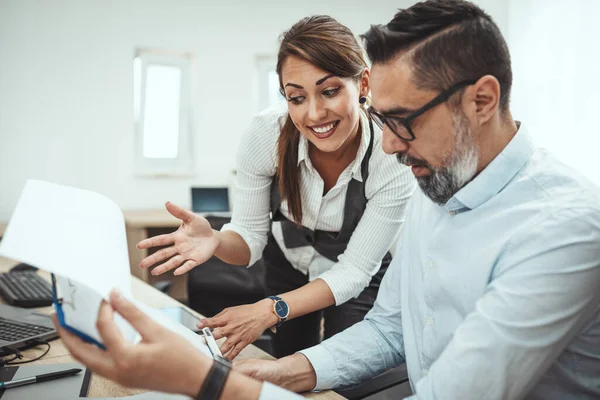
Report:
0,368,82,389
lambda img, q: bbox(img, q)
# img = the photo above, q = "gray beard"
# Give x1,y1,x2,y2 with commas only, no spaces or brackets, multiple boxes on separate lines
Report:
398,112,479,205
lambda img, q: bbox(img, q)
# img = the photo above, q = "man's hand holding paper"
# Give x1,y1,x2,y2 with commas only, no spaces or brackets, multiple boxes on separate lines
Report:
0,180,212,358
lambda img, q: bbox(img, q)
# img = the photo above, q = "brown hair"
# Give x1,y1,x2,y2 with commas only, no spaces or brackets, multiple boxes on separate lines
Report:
362,0,512,114
276,15,367,224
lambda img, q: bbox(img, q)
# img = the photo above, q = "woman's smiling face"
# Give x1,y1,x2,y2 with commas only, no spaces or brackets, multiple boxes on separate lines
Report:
281,55,366,154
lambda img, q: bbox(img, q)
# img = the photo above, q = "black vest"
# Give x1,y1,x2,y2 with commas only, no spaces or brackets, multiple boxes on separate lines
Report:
269,118,391,266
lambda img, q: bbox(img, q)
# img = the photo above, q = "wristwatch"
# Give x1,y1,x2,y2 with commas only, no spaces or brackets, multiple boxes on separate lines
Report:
196,356,232,400
268,295,290,333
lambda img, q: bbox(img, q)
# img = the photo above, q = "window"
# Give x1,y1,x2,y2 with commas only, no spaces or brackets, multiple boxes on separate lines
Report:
133,49,193,176
256,56,284,113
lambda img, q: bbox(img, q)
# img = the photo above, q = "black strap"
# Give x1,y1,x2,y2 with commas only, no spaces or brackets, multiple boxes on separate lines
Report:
196,357,231,400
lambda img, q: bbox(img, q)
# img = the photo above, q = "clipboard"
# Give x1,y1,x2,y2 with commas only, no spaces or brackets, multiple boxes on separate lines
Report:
50,273,213,358
50,273,106,350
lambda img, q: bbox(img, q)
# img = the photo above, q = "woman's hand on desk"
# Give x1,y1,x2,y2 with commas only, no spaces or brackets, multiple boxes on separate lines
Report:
198,298,278,360
53,289,210,398
137,202,220,276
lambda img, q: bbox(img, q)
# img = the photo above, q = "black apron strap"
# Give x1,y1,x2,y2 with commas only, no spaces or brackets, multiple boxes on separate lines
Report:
269,116,377,262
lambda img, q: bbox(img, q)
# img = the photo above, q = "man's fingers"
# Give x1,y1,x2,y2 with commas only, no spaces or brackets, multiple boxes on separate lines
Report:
165,202,196,224
53,314,117,380
109,290,160,340
95,301,127,355
151,255,184,276
174,259,198,276
137,233,175,251
139,246,178,269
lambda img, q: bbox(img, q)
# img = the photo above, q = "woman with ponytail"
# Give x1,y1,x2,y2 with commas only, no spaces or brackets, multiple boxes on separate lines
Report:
138,15,415,359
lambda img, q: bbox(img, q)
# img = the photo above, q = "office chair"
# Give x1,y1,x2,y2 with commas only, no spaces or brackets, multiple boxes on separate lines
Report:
335,363,410,399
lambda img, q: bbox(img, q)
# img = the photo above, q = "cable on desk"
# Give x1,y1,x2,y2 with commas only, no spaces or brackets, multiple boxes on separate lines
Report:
0,339,51,366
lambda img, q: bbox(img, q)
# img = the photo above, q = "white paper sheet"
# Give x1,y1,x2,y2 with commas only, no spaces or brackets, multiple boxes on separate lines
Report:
0,180,211,358
0,180,131,297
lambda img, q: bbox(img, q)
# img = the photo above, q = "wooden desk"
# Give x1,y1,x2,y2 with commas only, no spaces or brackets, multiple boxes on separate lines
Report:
123,209,234,303
123,209,186,302
0,256,343,399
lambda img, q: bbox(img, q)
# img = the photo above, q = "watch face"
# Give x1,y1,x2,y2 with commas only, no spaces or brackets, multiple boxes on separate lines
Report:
274,300,289,318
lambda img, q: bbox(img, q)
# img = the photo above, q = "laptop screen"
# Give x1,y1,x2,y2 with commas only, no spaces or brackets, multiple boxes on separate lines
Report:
190,188,230,213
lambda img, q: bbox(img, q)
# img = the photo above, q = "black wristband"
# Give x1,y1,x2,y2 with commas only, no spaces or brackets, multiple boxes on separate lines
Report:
196,357,231,400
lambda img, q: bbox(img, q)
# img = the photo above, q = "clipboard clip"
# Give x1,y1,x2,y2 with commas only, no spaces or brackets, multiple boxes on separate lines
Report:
50,273,63,305
201,327,223,359
50,273,106,350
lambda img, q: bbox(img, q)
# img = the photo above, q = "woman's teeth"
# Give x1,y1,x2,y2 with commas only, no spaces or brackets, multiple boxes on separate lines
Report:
311,121,338,134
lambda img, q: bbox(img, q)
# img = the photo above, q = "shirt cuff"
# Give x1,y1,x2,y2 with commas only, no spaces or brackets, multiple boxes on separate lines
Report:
298,344,341,391
220,222,262,266
259,382,304,400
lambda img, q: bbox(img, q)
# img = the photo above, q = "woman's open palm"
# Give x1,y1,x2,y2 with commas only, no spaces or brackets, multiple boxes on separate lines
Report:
137,202,220,276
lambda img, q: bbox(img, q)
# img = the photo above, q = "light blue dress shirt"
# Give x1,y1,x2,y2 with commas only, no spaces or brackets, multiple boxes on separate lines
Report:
281,125,600,400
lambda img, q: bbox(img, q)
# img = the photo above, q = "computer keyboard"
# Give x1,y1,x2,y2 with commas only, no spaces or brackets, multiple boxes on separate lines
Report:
0,317,54,342
0,271,53,308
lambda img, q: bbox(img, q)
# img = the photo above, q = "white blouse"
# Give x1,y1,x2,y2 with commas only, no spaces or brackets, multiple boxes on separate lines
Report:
222,103,415,304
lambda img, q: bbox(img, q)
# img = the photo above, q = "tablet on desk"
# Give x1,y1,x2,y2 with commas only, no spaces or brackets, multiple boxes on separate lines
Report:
159,306,201,333
158,307,223,358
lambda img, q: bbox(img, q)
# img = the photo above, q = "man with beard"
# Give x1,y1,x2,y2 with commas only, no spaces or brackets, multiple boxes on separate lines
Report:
55,1,600,399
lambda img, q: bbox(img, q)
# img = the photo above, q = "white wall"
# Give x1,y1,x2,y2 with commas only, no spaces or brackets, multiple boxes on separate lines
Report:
507,0,600,186
0,0,508,222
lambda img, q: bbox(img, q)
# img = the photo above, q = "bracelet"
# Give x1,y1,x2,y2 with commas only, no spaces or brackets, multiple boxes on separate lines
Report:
196,356,232,400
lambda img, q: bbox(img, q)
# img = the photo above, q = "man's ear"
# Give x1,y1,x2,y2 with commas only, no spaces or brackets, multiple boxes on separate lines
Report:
465,75,500,125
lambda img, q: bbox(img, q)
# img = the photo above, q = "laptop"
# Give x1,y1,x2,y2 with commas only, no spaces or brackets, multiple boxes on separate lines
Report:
190,187,231,216
0,304,58,356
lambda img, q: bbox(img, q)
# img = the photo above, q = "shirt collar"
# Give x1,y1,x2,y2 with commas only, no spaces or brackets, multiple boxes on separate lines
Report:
297,111,372,182
297,133,309,166
445,122,534,211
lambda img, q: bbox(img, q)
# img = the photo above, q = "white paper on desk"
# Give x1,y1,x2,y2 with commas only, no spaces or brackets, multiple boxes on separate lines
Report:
0,179,212,358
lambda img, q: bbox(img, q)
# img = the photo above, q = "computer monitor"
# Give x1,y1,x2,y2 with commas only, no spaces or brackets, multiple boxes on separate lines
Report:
190,187,230,213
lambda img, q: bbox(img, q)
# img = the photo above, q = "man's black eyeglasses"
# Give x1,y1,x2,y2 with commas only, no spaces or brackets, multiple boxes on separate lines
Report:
367,79,477,141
